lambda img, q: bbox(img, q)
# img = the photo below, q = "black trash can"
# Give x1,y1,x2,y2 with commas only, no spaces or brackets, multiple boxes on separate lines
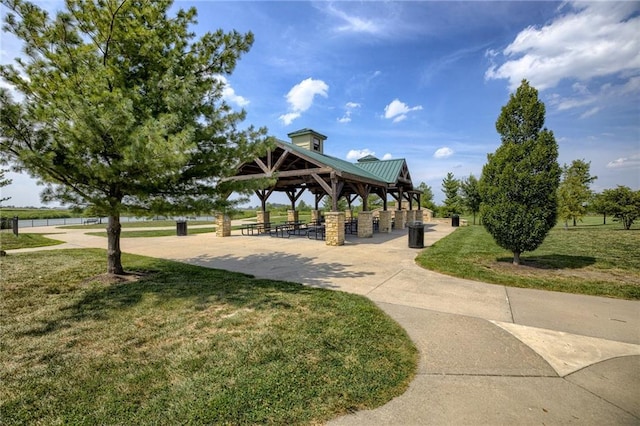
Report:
176,220,187,236
451,215,460,227
408,222,425,248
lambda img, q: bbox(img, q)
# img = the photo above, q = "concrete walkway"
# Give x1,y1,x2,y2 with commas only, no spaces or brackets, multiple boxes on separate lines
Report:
8,222,640,424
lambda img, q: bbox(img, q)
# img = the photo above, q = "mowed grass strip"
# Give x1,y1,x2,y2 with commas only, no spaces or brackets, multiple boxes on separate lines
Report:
0,249,417,425
87,226,216,238
0,232,64,250
417,219,640,300
61,220,213,229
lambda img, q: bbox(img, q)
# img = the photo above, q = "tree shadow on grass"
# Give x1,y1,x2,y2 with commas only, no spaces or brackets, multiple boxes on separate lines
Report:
19,250,375,337
496,254,596,269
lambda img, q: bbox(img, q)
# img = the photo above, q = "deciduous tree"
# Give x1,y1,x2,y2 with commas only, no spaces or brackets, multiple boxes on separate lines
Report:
479,80,561,265
600,186,640,230
0,0,271,274
557,159,596,228
460,174,481,224
416,182,436,211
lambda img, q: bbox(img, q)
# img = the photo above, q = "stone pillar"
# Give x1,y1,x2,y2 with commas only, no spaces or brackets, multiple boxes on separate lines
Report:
325,211,345,246
287,209,298,223
406,210,415,224
345,209,353,220
422,209,433,222
257,210,271,232
396,210,407,229
378,210,392,233
216,213,231,237
357,210,373,238
311,209,321,224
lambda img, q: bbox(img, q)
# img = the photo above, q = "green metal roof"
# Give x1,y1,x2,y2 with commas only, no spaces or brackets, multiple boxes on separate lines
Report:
354,158,406,184
276,140,409,186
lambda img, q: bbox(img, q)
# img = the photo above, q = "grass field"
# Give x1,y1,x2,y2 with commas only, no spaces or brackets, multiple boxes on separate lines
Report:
0,249,417,424
87,227,217,238
0,232,65,250
1,208,73,220
417,217,640,300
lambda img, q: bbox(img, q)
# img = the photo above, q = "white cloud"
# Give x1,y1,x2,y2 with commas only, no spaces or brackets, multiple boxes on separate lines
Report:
337,101,361,124
215,75,249,107
279,78,329,125
485,2,640,90
486,2,640,91
325,3,383,35
383,99,423,123
346,149,375,161
606,154,640,169
547,76,640,116
434,147,454,159
382,153,393,160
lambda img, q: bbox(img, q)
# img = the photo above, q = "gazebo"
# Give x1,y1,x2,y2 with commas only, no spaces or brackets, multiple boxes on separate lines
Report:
220,128,423,245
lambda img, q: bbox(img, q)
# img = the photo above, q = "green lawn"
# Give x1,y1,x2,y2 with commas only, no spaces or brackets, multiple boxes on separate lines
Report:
0,249,417,425
0,232,65,250
87,226,217,238
417,218,640,299
61,219,214,229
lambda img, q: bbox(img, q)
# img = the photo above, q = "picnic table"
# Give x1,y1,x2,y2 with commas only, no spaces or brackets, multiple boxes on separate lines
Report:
307,224,325,240
270,221,309,238
240,222,272,236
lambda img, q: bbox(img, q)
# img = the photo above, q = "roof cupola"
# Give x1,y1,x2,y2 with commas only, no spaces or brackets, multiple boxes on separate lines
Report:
287,128,327,154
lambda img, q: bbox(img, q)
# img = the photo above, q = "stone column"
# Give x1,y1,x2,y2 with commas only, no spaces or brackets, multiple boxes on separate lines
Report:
396,210,407,229
216,213,231,237
357,210,373,238
287,209,298,223
378,210,392,233
325,211,345,246
311,209,321,224
406,210,415,224
257,210,271,232
422,209,433,222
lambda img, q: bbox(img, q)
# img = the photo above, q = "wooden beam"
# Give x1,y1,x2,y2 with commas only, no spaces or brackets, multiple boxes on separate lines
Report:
226,167,332,182
271,149,290,172
254,157,270,174
311,173,332,195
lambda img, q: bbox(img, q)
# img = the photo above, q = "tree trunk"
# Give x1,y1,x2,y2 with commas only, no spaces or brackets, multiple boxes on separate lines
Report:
573,217,577,226
603,213,606,225
107,214,124,275
513,251,521,265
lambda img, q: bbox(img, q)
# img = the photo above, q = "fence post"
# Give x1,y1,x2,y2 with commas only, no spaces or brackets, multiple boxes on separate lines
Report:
12,216,19,236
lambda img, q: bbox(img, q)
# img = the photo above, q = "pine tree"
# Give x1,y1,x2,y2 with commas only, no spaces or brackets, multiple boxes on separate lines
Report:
0,0,271,274
479,80,561,265
441,172,461,217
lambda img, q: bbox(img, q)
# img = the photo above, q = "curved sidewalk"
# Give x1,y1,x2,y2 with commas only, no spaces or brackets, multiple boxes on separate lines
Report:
8,223,640,424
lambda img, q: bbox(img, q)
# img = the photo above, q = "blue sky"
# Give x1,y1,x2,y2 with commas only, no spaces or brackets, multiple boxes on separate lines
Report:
1,1,639,207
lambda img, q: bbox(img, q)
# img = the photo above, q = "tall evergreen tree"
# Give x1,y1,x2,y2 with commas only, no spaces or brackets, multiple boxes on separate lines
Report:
557,159,597,228
0,0,271,274
441,172,461,217
479,80,561,265
460,174,481,224
0,169,11,205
